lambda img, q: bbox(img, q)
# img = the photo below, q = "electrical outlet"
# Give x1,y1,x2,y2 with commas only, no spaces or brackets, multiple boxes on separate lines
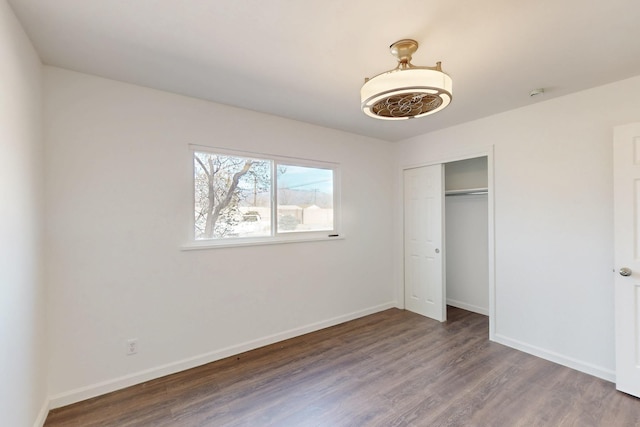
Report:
126,338,138,355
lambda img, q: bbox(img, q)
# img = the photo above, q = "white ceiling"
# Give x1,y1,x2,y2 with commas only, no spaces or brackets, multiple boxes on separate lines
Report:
9,0,640,142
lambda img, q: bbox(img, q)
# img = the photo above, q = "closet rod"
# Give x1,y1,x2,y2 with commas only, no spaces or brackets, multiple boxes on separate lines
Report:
445,188,488,197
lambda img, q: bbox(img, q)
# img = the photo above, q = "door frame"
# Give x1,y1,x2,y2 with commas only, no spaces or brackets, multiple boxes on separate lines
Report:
398,146,496,340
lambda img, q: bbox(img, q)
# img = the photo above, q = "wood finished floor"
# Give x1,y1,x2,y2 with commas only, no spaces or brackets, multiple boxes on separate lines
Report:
45,307,640,426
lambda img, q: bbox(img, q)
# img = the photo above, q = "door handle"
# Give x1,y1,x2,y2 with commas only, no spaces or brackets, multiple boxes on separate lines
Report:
620,267,632,277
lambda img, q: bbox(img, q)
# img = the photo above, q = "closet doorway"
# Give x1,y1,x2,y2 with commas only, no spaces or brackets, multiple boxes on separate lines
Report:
404,155,491,324
444,157,489,316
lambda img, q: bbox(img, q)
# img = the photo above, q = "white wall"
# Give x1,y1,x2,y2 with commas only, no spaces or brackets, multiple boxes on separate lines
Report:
0,1,47,426
444,157,488,191
395,75,640,380
445,194,489,314
44,67,395,406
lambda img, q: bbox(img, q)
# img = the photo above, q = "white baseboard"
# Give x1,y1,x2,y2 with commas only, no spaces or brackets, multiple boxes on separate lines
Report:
493,333,615,382
49,302,397,409
446,299,489,316
33,397,50,427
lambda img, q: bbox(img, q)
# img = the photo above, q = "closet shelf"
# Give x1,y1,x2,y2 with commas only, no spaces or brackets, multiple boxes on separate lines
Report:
445,187,488,196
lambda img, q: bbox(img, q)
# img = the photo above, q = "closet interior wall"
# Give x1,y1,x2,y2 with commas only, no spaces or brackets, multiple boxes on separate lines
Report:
444,157,489,315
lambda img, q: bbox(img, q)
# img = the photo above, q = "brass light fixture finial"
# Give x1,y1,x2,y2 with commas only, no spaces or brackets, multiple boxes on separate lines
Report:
390,39,418,67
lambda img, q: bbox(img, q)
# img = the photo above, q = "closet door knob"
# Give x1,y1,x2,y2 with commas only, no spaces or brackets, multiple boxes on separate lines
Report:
435,248,440,254
620,267,632,277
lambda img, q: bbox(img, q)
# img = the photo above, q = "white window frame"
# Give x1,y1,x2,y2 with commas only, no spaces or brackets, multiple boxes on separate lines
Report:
183,144,343,250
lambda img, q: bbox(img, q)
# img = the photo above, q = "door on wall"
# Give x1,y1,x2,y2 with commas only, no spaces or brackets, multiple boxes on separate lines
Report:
404,165,445,321
613,122,640,398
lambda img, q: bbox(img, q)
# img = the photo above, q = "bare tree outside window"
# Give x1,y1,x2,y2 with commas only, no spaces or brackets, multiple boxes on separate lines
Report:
194,152,271,239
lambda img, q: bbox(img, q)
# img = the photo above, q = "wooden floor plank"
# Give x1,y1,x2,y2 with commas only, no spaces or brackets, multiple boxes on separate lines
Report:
45,307,640,426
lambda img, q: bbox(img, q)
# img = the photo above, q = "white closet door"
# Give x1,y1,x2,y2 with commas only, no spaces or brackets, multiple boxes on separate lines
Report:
404,165,445,321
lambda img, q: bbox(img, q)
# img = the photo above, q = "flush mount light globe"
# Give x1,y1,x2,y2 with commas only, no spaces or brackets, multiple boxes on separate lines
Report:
361,39,452,120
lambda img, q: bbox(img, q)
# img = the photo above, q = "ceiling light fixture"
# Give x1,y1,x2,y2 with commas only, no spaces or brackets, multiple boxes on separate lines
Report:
361,39,452,120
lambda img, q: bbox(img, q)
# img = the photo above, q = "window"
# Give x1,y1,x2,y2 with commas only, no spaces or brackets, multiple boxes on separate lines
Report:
191,146,339,246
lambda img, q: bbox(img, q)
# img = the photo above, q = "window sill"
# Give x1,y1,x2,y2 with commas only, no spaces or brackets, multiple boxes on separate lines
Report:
180,233,345,251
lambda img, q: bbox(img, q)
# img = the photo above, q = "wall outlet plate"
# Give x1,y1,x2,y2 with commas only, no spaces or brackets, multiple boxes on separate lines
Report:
126,338,138,355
